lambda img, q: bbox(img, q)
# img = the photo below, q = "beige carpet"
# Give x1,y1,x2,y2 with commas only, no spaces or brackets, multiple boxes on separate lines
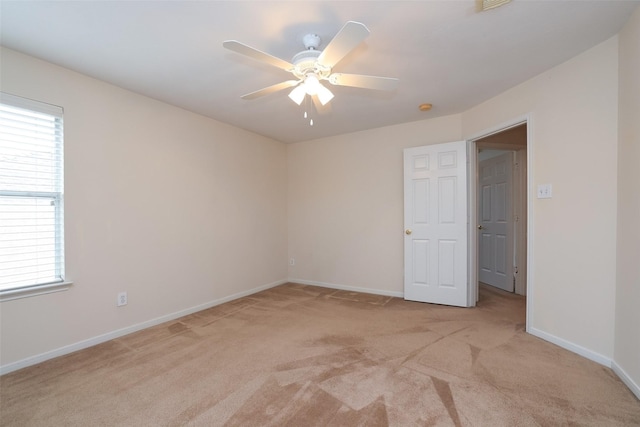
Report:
1,283,639,426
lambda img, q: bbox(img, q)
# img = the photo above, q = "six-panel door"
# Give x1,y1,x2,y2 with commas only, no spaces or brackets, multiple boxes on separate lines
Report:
403,141,468,307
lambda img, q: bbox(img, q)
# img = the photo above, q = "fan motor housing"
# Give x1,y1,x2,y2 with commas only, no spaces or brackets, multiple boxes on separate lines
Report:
291,33,330,80
291,50,330,79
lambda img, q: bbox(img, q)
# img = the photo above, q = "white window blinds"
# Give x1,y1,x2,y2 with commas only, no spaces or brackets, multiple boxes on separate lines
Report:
0,93,65,291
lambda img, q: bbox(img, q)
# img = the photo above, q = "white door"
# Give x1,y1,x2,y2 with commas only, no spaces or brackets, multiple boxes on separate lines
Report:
403,141,468,307
478,152,514,292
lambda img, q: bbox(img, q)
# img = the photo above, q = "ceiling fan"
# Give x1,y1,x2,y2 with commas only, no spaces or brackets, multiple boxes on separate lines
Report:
222,21,399,107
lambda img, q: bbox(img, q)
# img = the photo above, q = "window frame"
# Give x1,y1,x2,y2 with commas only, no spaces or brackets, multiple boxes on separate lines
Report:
0,93,71,302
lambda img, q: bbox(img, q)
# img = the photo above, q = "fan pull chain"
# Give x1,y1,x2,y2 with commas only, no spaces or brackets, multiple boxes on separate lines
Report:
305,95,313,126
304,96,313,126
303,110,313,125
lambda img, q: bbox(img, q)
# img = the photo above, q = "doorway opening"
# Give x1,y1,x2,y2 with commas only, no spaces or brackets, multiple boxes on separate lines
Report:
474,123,528,297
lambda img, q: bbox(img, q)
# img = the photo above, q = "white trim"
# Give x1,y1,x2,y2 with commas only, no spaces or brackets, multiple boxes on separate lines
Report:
465,115,530,142
514,148,527,296
525,116,535,330
0,281,72,302
465,114,532,309
0,91,63,118
528,327,612,367
467,141,478,306
0,279,286,375
289,278,404,298
4,276,636,400
611,361,640,400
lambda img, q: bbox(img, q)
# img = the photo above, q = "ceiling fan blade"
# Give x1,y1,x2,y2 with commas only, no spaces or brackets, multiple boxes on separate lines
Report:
241,80,301,100
223,40,294,72
328,73,399,91
317,21,370,68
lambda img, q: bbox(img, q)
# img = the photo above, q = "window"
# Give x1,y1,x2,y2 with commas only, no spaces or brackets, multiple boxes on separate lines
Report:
0,93,67,299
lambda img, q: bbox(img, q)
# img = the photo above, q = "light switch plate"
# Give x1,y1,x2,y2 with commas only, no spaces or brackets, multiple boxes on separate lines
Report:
537,184,552,199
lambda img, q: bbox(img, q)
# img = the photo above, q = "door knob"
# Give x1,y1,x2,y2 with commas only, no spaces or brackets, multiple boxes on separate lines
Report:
477,225,484,230
405,229,412,235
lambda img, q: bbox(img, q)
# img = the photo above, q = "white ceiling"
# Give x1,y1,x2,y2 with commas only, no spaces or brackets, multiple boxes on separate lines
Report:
1,1,637,143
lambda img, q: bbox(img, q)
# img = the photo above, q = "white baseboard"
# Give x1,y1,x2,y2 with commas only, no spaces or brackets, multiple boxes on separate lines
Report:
527,326,612,367
289,278,404,298
612,361,640,400
6,279,637,402
0,279,286,376
296,282,638,399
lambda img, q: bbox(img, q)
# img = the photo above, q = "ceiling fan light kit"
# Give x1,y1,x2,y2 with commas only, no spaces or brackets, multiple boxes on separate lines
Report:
288,84,307,105
223,21,399,121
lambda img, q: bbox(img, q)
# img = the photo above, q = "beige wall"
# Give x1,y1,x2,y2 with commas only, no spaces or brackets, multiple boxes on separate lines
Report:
287,116,462,294
462,37,619,360
288,16,640,393
288,37,622,364
615,6,640,394
0,48,288,367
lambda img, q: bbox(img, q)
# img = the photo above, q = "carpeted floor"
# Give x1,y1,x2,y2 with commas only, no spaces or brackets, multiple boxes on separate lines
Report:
1,283,639,426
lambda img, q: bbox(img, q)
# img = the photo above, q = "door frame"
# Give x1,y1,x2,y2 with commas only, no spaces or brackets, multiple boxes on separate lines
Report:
466,114,532,330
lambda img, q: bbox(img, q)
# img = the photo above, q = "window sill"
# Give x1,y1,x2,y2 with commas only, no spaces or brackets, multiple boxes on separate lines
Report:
0,281,73,302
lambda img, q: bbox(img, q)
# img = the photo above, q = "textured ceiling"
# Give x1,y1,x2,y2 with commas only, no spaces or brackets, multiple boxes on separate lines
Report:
1,1,637,143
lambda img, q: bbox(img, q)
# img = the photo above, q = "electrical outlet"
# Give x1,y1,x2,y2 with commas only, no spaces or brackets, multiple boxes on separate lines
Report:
289,258,295,266
537,184,553,199
117,291,127,307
